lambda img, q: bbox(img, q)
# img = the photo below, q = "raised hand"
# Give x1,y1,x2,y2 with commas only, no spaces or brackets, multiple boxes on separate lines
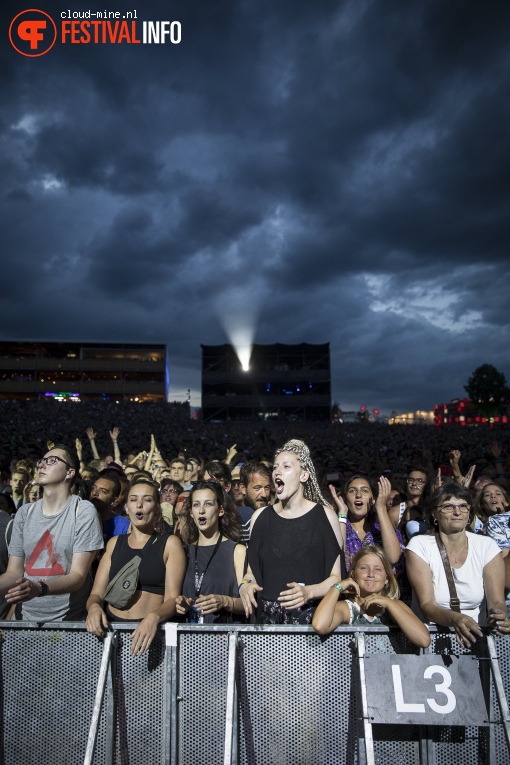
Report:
328,484,348,516
449,450,461,470
375,475,392,511
460,465,476,489
225,444,237,463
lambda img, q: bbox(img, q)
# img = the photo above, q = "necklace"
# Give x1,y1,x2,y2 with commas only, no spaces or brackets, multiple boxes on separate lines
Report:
448,541,467,564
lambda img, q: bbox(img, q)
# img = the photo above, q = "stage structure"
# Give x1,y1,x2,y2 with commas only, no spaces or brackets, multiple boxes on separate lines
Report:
0,341,169,402
201,342,331,422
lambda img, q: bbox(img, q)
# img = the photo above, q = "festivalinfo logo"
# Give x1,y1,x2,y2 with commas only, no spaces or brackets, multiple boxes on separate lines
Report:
9,8,181,56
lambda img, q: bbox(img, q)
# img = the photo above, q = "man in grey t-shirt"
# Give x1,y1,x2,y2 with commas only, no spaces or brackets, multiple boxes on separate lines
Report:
0,445,103,621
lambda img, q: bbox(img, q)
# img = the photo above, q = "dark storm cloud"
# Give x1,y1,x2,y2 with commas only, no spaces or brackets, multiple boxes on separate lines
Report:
1,0,510,412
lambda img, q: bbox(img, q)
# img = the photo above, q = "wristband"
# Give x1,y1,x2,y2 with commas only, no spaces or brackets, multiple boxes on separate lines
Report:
37,581,49,597
338,515,347,525
332,583,343,594
238,578,253,591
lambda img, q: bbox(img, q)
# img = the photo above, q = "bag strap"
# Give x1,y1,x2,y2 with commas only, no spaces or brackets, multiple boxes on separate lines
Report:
435,532,461,612
141,534,159,555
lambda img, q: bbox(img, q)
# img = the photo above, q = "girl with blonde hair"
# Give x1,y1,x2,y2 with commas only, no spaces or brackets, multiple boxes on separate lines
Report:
312,545,430,647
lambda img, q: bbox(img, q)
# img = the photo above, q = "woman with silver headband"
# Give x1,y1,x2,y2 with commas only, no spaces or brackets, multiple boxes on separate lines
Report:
239,439,343,624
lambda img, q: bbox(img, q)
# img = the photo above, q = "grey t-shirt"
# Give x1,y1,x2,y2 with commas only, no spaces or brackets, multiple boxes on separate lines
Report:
8,496,104,621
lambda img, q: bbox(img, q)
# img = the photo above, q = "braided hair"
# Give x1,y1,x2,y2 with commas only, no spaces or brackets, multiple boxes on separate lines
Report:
274,439,328,506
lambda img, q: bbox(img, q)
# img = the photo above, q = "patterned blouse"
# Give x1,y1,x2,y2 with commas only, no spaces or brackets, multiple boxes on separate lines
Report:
486,512,510,550
344,519,404,573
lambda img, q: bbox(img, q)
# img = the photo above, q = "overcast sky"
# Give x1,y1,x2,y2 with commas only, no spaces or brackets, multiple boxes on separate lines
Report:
2,0,509,413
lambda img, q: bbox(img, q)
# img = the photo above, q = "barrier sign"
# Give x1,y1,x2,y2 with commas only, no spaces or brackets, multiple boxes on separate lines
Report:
365,654,488,726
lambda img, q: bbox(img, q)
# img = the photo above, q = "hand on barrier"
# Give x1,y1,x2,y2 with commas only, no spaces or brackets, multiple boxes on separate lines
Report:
129,613,159,656
278,582,310,610
489,608,510,636
451,611,483,647
86,604,110,637
5,577,36,604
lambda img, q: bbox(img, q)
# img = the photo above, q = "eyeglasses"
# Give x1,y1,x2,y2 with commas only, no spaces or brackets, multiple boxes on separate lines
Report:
437,503,470,514
204,476,225,486
161,487,179,495
37,456,73,469
407,478,426,485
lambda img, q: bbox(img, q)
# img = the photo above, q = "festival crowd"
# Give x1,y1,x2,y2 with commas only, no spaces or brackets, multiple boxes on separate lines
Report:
0,400,509,653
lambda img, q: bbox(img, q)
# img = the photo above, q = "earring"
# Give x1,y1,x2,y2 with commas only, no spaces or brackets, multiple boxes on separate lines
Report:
433,518,438,527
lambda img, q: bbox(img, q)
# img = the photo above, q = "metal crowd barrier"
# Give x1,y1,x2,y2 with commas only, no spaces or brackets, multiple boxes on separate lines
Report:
0,621,509,765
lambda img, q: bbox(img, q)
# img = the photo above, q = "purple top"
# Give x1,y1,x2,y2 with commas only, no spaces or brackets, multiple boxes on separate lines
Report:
344,519,404,573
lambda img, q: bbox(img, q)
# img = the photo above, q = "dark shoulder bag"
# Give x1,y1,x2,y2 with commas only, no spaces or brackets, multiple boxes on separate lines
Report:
104,535,158,609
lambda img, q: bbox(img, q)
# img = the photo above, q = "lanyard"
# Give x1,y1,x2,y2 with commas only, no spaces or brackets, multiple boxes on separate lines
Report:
193,534,223,598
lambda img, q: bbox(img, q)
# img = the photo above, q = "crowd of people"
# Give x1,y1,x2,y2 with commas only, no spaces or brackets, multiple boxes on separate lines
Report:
0,400,509,654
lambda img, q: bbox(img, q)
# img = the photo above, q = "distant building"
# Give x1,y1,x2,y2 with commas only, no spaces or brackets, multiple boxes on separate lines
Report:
433,397,509,426
389,410,434,425
201,342,331,422
0,341,168,402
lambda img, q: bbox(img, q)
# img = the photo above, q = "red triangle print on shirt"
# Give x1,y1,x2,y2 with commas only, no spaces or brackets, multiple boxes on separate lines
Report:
26,530,65,576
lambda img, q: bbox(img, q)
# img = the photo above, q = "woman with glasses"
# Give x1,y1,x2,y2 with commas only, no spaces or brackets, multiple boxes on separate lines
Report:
389,467,430,541
159,479,183,528
405,482,510,646
199,461,233,493
172,490,191,539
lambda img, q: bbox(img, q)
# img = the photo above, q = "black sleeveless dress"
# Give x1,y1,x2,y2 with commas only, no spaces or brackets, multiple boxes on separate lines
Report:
247,504,341,624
